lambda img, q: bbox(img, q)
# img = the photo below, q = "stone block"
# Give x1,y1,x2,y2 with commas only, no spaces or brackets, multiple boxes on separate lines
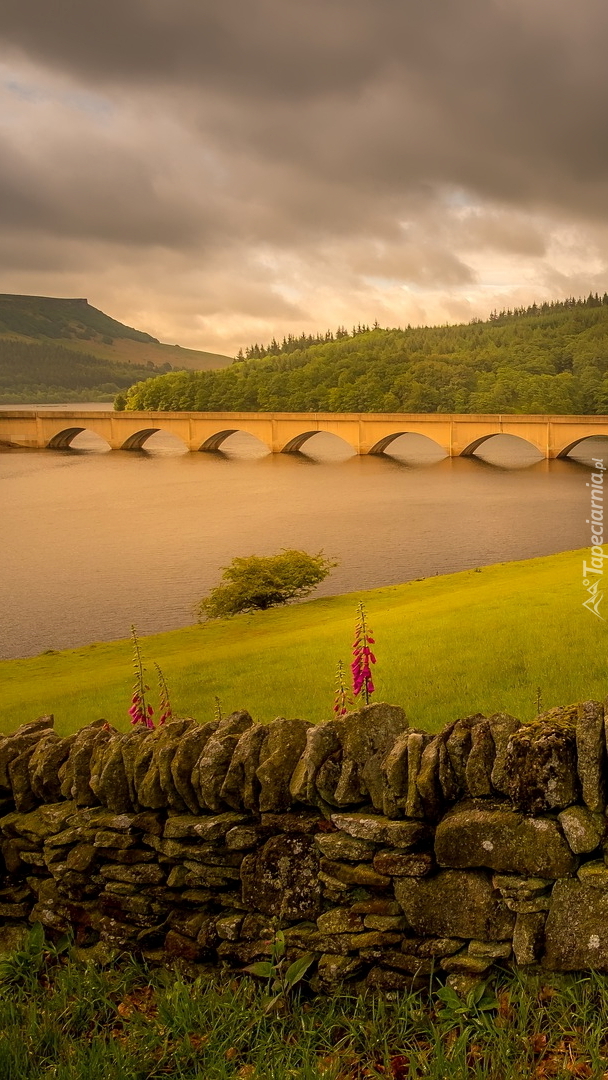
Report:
488,713,522,794
164,811,248,841
435,799,578,878
543,880,608,969
492,873,554,900
446,716,484,789
314,833,377,861
395,869,515,941
513,911,546,965
503,714,579,813
576,701,606,812
465,720,495,797
241,835,322,920
440,953,494,975
468,940,512,959
316,954,363,989
256,718,311,813
350,899,403,915
189,718,250,812
416,736,443,819
316,908,364,933
170,721,218,814
372,851,434,877
289,720,342,806
319,859,390,888
558,805,606,854
215,913,244,941
221,723,268,811
363,951,434,975
329,813,431,848
577,860,608,888
363,915,409,931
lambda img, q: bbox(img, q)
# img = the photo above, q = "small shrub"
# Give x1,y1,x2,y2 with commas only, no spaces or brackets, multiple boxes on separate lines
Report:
197,549,337,620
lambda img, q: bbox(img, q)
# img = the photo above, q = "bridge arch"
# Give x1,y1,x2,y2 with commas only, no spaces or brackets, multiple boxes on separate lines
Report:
120,427,161,449
119,428,191,451
197,428,272,453
368,431,446,456
280,430,356,454
556,434,608,459
198,428,238,451
47,427,87,449
460,432,544,458
46,427,111,450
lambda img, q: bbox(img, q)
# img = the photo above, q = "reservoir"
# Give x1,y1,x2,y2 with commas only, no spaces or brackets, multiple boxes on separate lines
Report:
1,403,603,659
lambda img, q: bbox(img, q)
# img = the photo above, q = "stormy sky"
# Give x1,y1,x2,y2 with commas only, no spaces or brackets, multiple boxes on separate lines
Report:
1,0,608,355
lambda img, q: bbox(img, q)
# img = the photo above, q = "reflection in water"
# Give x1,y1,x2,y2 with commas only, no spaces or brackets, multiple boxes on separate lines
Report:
2,414,606,659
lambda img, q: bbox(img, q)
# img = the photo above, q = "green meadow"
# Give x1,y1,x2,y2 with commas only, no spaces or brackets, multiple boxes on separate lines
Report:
0,548,605,736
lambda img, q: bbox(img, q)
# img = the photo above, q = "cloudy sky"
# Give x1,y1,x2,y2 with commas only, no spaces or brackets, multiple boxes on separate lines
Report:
0,0,607,355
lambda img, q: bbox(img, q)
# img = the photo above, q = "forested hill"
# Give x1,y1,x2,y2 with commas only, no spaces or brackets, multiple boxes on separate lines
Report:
0,294,233,403
120,294,608,415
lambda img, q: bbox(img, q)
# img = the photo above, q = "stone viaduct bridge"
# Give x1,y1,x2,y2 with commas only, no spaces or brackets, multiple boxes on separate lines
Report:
1,409,608,458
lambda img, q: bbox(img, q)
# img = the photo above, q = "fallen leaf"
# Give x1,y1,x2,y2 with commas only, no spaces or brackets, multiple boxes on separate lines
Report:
225,1046,239,1061
116,985,158,1022
565,1063,593,1078
187,1034,209,1051
529,1033,549,1055
497,991,515,1021
390,1054,410,1079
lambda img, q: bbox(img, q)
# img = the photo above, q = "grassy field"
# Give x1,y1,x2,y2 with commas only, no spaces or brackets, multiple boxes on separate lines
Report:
0,549,605,737
2,929,608,1079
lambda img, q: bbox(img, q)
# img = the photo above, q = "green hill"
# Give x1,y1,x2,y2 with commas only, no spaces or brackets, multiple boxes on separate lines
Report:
121,293,608,414
0,294,233,404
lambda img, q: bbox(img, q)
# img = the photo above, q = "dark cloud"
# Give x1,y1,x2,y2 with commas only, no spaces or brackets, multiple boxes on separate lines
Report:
0,0,607,351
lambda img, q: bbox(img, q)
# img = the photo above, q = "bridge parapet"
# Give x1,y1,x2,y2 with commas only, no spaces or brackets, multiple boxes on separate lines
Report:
1,410,608,458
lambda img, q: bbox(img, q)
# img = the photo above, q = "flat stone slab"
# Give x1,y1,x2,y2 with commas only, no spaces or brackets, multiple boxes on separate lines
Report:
330,813,432,847
434,800,578,878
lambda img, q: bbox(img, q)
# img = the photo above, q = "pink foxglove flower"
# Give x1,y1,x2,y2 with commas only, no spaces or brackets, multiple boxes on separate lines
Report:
129,625,154,728
333,659,353,716
154,662,173,726
351,602,377,705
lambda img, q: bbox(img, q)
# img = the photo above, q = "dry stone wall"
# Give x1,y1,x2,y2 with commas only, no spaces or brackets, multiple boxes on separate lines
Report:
1,700,608,992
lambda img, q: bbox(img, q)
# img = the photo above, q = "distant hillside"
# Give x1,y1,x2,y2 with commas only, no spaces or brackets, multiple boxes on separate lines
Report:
0,294,233,403
122,293,608,415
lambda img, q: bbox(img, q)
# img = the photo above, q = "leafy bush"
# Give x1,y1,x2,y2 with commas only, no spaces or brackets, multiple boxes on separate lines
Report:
197,549,336,619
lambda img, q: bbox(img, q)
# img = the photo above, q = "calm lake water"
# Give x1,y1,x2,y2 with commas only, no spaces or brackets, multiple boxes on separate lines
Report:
1,403,604,659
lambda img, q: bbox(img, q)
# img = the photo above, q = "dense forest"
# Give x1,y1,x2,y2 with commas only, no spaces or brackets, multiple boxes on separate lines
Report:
0,340,173,404
120,294,608,415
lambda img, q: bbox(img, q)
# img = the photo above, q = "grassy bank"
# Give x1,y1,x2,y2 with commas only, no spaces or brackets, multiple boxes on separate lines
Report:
2,930,608,1079
0,549,605,736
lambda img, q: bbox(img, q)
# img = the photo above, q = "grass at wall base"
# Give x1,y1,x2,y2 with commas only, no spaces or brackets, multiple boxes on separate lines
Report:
4,930,608,1079
0,548,603,736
